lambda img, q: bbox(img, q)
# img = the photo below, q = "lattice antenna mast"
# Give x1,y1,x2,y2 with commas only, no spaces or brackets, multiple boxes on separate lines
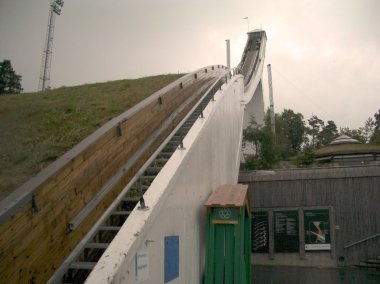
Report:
267,64,275,133
38,0,64,91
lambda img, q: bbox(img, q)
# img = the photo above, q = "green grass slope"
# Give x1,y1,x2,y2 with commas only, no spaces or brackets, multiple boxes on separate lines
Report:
0,74,183,199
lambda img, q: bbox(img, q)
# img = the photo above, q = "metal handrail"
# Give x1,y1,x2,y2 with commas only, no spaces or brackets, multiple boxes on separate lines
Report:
343,233,380,249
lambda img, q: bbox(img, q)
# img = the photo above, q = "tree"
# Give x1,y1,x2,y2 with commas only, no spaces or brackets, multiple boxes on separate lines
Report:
307,115,324,148
375,109,380,131
243,114,278,169
370,110,380,144
278,109,306,154
0,60,23,94
318,120,338,146
359,117,375,143
243,116,262,157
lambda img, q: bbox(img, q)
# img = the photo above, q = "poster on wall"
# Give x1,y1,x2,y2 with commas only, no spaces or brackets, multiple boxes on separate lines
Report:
304,209,331,251
252,212,269,253
274,211,299,252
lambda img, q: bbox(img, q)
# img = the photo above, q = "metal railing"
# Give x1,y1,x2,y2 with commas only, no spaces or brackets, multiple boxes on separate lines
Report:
344,233,380,249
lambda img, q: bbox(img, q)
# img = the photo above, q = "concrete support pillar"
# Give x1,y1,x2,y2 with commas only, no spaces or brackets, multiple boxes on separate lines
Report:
226,39,231,70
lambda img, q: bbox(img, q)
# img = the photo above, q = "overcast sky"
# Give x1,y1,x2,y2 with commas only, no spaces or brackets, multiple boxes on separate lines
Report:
1,0,379,129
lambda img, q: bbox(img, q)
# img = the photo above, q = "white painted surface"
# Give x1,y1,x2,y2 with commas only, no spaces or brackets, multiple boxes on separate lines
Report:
85,75,246,284
226,39,231,70
135,249,149,283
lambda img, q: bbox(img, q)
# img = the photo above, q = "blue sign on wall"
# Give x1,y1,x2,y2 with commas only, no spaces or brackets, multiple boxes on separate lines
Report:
164,235,179,283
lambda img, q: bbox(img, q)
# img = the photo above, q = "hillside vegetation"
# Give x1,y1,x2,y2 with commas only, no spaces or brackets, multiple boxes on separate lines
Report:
0,74,183,198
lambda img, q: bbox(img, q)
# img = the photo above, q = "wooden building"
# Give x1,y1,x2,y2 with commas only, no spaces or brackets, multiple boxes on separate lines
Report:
239,165,380,267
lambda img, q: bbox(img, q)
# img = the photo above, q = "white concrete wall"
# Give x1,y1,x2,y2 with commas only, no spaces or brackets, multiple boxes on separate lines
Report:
86,75,245,284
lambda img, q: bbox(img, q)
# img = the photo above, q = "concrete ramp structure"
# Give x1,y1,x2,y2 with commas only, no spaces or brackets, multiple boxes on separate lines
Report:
84,30,267,284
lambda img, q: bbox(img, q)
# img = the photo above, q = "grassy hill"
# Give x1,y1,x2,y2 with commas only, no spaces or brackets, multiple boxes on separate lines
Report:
0,74,183,199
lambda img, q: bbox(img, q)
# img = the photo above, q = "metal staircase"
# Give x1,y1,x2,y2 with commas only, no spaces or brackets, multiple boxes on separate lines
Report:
50,75,228,284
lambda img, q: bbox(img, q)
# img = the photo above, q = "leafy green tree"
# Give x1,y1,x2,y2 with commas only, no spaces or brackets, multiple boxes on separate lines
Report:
370,110,380,144
375,109,380,130
243,116,262,157
295,147,315,167
260,129,277,168
243,114,278,169
307,115,324,148
278,109,306,154
0,60,23,94
360,117,375,143
318,120,338,146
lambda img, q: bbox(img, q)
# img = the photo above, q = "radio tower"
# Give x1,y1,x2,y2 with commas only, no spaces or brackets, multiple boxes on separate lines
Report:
38,0,64,91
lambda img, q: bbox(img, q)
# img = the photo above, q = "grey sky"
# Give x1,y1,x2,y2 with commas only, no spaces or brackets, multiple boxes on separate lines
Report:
1,0,379,129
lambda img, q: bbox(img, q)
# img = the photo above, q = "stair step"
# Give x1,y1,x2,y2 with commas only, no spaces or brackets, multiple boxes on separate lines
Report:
157,152,173,158
356,263,380,270
145,167,162,175
170,136,182,142
123,196,140,202
140,175,156,182
98,226,121,231
69,261,97,270
130,184,149,191
364,259,380,264
111,210,132,216
359,260,380,268
85,243,110,249
167,141,180,147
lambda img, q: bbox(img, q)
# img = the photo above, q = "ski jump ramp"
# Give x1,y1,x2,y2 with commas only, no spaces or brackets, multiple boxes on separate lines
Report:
83,30,267,284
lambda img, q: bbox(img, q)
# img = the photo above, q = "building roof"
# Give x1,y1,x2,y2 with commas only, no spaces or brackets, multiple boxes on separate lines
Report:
315,143,380,159
204,184,248,208
239,165,380,182
330,135,361,145
315,138,380,158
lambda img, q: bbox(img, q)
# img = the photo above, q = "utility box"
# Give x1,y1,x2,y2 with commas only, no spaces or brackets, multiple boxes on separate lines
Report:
204,184,251,284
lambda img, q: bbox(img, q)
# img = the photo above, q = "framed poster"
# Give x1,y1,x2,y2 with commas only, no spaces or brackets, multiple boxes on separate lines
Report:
304,209,331,251
274,211,299,252
252,212,269,253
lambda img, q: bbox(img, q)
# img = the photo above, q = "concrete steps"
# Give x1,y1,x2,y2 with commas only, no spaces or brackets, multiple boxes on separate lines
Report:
355,256,380,270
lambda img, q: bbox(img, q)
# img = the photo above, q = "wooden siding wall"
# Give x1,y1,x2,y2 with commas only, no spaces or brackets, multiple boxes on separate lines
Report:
239,166,380,266
0,68,224,284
